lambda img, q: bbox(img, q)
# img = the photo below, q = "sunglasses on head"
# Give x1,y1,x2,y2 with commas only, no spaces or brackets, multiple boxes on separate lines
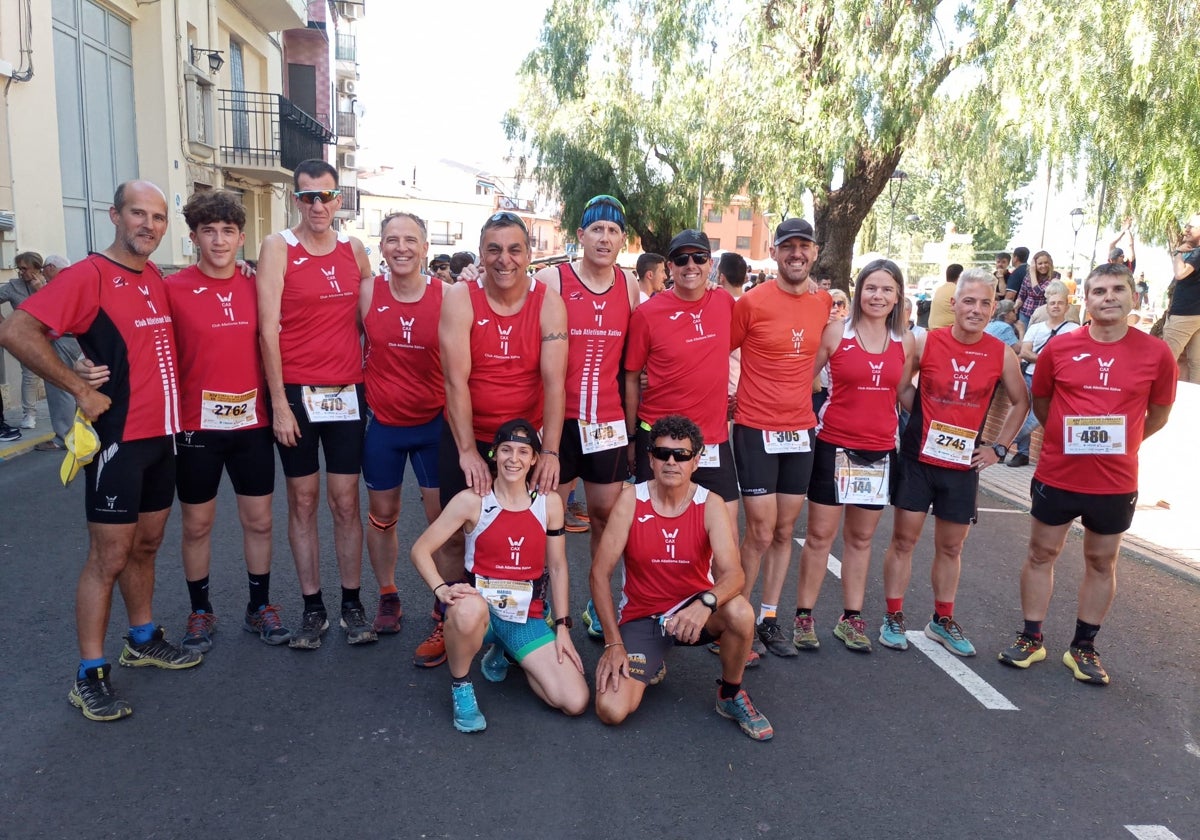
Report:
488,211,528,231
649,445,696,462
294,189,341,205
670,252,710,267
585,194,626,214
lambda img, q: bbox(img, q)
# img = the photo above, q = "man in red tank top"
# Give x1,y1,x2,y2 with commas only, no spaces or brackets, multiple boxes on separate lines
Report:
256,159,375,651
533,195,641,637
437,211,568,606
881,269,1027,657
588,415,773,740
999,264,1176,685
0,181,201,721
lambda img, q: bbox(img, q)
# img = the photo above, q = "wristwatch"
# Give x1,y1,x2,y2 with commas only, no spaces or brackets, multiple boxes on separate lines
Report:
697,591,718,613
554,616,573,629
992,443,1009,459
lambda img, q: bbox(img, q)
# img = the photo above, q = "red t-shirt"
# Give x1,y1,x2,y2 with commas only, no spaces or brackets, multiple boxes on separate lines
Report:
559,263,629,424
164,265,267,432
1032,326,1177,493
619,483,715,623
900,329,1006,469
818,324,906,450
277,230,363,385
465,491,549,619
363,275,445,426
625,288,734,444
731,282,831,429
468,278,546,441
20,253,180,443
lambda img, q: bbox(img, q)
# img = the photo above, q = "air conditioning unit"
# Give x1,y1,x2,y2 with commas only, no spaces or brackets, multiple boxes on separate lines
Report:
342,152,357,169
336,2,361,20
338,79,357,95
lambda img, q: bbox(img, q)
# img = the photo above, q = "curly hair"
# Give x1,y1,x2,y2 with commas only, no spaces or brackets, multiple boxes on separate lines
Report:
648,414,703,454
182,190,246,232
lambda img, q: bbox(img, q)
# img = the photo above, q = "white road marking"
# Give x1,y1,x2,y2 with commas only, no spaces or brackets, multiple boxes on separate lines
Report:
1125,826,1184,840
794,538,841,578
906,631,1019,711
977,507,1025,514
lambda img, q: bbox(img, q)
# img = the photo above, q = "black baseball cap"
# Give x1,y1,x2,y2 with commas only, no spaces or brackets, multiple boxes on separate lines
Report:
667,229,711,259
491,418,542,457
431,253,452,267
773,218,816,246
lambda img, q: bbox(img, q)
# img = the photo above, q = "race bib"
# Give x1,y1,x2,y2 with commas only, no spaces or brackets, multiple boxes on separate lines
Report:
579,420,628,455
1063,415,1126,455
834,448,891,505
698,443,720,469
763,429,812,454
301,385,360,423
475,576,534,624
920,420,975,466
200,389,258,431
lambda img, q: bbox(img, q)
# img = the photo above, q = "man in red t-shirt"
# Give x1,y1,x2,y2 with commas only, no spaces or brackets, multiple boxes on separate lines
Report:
998,264,1176,685
0,180,201,721
257,159,375,650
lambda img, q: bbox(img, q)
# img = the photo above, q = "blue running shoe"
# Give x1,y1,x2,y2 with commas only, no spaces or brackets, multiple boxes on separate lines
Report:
581,600,604,639
925,616,976,657
714,684,773,741
878,611,908,651
451,682,486,733
481,643,510,683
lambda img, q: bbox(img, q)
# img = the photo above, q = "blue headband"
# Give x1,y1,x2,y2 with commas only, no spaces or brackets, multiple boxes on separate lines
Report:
580,197,626,232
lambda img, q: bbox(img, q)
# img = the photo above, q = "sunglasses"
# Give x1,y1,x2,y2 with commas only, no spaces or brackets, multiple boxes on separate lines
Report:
670,253,710,267
294,189,341,204
832,300,848,308
649,446,696,462
488,211,528,231
586,194,626,214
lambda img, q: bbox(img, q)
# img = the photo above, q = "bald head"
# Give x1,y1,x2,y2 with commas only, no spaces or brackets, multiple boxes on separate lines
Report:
108,180,169,264
114,180,167,213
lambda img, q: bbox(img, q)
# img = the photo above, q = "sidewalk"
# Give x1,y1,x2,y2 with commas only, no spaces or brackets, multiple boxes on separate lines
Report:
0,397,57,461
979,380,1200,586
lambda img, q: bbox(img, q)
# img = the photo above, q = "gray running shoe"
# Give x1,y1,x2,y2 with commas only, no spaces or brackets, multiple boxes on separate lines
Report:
244,604,292,645
69,665,132,721
340,604,379,645
118,627,203,669
757,618,798,658
289,609,329,650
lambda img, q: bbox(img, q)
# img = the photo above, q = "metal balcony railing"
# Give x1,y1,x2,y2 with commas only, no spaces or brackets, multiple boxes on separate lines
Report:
218,89,335,172
336,111,357,138
338,186,358,215
336,33,357,62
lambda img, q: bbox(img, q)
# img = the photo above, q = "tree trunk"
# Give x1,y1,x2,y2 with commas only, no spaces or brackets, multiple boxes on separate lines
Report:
812,145,905,291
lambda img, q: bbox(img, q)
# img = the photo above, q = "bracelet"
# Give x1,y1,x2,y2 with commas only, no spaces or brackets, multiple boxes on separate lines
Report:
542,450,559,458
604,642,625,650
433,582,449,594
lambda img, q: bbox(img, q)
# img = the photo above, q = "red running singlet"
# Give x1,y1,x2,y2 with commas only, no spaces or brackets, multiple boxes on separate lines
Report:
818,323,906,451
363,275,445,426
467,278,546,441
558,263,629,424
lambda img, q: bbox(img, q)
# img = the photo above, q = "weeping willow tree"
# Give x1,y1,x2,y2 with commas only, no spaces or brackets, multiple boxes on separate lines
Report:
507,0,1200,279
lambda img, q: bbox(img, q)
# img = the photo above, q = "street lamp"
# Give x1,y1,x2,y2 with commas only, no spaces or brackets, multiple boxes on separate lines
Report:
904,213,921,269
886,170,908,256
1069,207,1085,277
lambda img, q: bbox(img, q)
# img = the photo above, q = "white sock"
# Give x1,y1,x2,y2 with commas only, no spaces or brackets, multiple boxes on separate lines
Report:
758,604,778,625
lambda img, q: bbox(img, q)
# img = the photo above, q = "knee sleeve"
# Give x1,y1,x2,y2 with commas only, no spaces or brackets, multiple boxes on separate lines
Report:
368,513,398,532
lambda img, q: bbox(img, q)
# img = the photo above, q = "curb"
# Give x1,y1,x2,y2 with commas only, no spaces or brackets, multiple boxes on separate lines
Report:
0,431,56,462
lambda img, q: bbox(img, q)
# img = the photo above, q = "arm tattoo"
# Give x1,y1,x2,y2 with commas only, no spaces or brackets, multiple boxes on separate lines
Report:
542,332,568,342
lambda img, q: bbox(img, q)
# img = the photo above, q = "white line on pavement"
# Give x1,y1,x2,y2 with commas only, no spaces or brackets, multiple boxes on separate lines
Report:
977,507,1025,514
905,631,1019,711
1125,826,1184,840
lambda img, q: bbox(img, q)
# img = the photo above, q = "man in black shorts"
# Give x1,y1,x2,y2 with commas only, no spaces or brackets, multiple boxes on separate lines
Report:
0,181,201,721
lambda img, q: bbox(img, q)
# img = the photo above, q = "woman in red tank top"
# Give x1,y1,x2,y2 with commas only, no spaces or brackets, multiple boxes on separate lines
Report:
410,420,588,733
795,260,915,653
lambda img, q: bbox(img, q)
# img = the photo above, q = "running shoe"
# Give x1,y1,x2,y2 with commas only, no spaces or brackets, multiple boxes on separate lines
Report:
706,640,762,668
118,626,203,669
581,599,604,639
833,615,872,652
714,684,774,741
925,616,976,656
481,643,510,682
20,414,37,429
878,611,908,650
792,614,820,650
564,507,590,533
451,682,487,733
372,592,403,634
244,604,291,645
182,610,217,654
289,609,329,650
997,632,1047,668
1062,645,1109,685
340,604,379,645
0,423,20,442
413,621,447,668
568,499,590,523
757,618,798,658
69,665,132,722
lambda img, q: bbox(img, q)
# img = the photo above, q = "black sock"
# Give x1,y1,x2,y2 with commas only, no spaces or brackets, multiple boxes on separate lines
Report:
1071,620,1100,649
451,675,471,687
247,572,270,613
795,608,811,618
1023,620,1044,640
842,609,861,621
341,586,361,608
187,576,213,613
718,679,741,700
303,591,325,614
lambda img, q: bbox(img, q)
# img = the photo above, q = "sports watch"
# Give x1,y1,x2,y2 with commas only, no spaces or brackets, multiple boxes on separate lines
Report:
698,591,718,613
992,443,1009,460
554,616,573,629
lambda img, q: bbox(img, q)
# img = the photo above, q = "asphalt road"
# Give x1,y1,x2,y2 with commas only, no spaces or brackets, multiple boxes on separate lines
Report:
2,452,1197,840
